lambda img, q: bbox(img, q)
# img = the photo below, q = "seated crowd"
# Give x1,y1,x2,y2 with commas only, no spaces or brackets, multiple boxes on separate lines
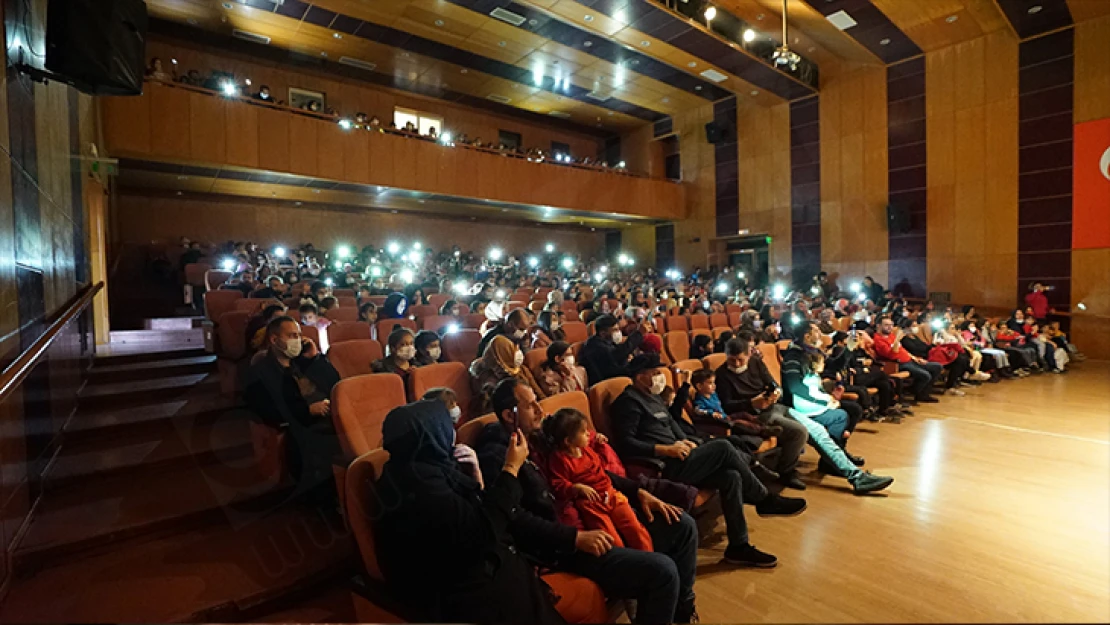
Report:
188,239,1083,624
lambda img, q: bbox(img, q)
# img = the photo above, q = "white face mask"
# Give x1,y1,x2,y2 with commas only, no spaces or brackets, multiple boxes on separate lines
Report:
277,337,302,359
563,355,576,368
650,374,667,396
513,350,525,367
427,347,442,360
730,363,748,374
396,345,416,361
448,405,462,423
511,328,527,340
611,330,623,344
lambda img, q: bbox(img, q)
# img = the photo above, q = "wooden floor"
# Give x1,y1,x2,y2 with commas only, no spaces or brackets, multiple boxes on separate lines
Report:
694,364,1110,623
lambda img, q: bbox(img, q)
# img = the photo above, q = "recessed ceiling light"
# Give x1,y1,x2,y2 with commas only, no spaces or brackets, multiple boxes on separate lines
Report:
294,201,302,206
528,19,538,25
498,40,507,46
743,29,756,42
392,210,399,214
750,90,759,96
756,13,764,20
662,97,670,103
584,14,594,21
631,59,639,65
333,32,342,39
879,38,891,45
1027,5,1043,14
222,2,232,8
695,85,702,90
688,61,697,67
434,19,444,26
945,14,959,23
312,189,321,194
177,175,188,180
608,111,614,116
460,68,468,74
583,40,592,47
640,40,650,46
320,52,328,57
826,10,858,30
176,191,183,196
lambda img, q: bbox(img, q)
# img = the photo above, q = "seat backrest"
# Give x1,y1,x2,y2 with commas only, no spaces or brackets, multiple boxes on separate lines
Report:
570,341,584,360
524,348,547,377
506,301,527,312
587,377,632,437
408,304,437,320
345,449,391,581
562,321,589,344
528,301,545,313
204,290,243,323
442,329,481,364
664,331,690,362
758,343,782,385
728,311,742,327
672,359,705,373
409,362,475,423
836,316,852,332
332,373,407,458
427,293,449,310
336,296,358,309
712,327,731,340
665,316,689,332
562,308,580,322
690,328,713,343
375,318,417,345
184,262,212,287
725,304,742,314
456,414,497,447
301,325,323,352
689,314,710,330
216,311,250,360
420,315,457,333
328,321,373,345
462,313,486,329
709,313,729,329
328,339,381,379
539,391,593,429
324,307,359,322
235,298,272,315
205,270,232,291
703,353,727,371
367,295,388,307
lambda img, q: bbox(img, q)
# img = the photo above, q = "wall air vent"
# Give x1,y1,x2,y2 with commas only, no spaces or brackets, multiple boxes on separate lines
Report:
490,7,526,26
487,94,512,103
232,29,271,45
338,56,377,71
586,87,613,101
826,10,858,30
698,69,727,83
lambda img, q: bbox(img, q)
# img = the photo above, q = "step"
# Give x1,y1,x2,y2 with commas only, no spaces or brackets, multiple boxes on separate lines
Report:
78,373,217,411
0,507,354,623
143,316,206,330
88,354,217,383
109,328,205,345
93,346,209,366
46,419,253,490
65,395,244,440
13,460,292,573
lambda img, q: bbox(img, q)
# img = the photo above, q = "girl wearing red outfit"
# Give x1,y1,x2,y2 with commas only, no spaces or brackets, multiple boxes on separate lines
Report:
542,408,653,552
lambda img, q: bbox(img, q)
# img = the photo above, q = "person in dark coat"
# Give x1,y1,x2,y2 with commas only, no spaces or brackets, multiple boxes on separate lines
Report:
242,316,342,503
579,314,643,386
376,400,564,625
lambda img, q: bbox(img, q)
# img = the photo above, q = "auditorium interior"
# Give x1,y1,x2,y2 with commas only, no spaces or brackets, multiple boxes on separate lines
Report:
0,0,1107,622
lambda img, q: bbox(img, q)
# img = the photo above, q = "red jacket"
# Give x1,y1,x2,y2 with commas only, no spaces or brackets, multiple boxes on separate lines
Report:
873,332,911,364
546,446,613,502
1025,291,1050,319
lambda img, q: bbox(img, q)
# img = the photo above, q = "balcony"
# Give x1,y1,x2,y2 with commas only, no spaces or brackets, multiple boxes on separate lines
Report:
101,81,686,222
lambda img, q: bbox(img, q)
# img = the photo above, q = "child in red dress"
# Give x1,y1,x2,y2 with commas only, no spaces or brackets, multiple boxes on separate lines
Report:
542,408,653,551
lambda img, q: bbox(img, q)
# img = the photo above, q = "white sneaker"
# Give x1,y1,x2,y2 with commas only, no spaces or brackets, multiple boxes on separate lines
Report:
945,388,966,396
972,371,992,381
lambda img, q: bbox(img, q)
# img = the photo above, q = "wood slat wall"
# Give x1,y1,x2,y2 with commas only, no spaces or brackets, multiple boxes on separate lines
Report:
738,99,792,278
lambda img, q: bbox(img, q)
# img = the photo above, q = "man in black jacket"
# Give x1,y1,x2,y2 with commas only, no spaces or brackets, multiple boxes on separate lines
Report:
714,338,809,490
579,314,643,385
475,378,697,624
609,355,807,568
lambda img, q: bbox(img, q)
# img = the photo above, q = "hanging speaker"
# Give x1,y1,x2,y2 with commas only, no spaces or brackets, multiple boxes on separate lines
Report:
705,121,733,144
45,0,148,96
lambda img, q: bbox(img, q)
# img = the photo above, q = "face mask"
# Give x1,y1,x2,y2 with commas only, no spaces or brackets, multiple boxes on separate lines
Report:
753,319,762,330
511,329,526,340
448,405,462,424
650,374,667,396
277,337,302,359
427,347,442,360
611,330,623,344
396,345,416,361
301,317,316,327
730,363,748,374
513,350,525,367
563,355,576,368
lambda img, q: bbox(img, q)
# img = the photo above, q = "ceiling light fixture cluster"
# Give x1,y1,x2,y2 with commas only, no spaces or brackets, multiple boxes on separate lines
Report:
772,0,801,71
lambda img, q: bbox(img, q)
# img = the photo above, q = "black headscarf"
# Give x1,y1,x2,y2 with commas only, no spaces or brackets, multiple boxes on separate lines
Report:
380,400,475,495
1006,309,1026,333
381,292,409,319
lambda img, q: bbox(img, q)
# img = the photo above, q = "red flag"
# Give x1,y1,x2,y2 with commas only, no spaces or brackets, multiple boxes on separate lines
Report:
1073,117,1110,250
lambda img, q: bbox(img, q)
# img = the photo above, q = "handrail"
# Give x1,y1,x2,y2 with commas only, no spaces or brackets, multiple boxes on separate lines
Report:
0,281,104,403
141,78,662,180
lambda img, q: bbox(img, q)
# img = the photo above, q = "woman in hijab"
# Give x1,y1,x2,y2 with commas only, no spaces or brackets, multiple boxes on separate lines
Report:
380,292,409,320
470,335,548,412
376,400,564,624
537,340,587,396
531,310,564,351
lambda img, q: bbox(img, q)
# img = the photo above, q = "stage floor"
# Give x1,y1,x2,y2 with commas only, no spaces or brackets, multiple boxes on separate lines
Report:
694,364,1110,623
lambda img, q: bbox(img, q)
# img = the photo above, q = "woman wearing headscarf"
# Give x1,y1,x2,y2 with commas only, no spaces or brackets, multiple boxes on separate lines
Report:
470,335,548,412
376,400,564,624
380,292,409,320
536,341,588,396
531,310,564,351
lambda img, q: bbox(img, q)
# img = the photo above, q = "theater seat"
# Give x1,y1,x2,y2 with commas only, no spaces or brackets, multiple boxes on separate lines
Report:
204,290,242,323
337,296,358,309
329,339,382,379
672,359,705,373
758,343,782,385
711,327,731,340
421,315,457,333
703,353,727,371
205,269,232,291
333,288,355,298
301,325,323,352
562,321,588,344
332,373,407,459
462,313,486,329
346,449,392,582
329,321,373,345
665,316,688,332
709,312,728,328
410,362,475,424
184,262,211,288
408,304,437,320
442,329,481,365
563,309,580,322
539,391,591,422
456,414,496,447
376,319,417,347
524,348,547,377
689,315,710,330
235,298,272,315
216,310,250,397
427,293,449,310
664,331,690,362
325,307,359,322
728,312,742,327
587,377,632,437
725,304,742,315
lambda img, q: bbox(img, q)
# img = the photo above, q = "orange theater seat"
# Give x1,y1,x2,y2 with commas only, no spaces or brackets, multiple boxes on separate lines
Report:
408,304,437,320
725,304,742,315
325,307,359,322
442,329,482,364
456,414,497,447
563,309,580,322
301,325,323,351
367,295,388,307
427,293,449,311
410,362,475,424
329,339,382,379
332,373,407,458
689,314,710,330
205,269,232,291
528,301,545,313
539,391,591,423
249,421,287,485
709,312,729,328
346,449,392,583
587,377,632,437
570,341,584,361
562,321,589,344
524,348,547,377
216,310,250,397
421,315,458,333
329,321,373,345
664,331,690,362
703,353,727,371
758,343,782,385
333,288,356,298
711,327,731,340
665,316,688,332
376,318,417,345
204,289,243,323
337,296,358,309
728,312,742,327
184,262,211,288
672,359,705,373
690,328,712,345
235,298,273,315
462,313,486,329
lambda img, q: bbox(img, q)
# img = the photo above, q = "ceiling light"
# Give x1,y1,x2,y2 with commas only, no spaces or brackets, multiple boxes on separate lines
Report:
222,2,232,8
880,38,891,45
946,14,959,23
743,28,756,42
320,51,328,57
498,40,507,46
807,46,816,52
662,97,670,103
460,68,468,74
700,68,727,82
773,0,802,71
333,32,342,39
583,40,592,47
826,9,858,30
688,61,697,67
1028,5,1043,14
695,85,702,90
434,19,444,26
640,40,651,46
704,6,717,20
750,90,759,96
187,17,198,24
757,13,764,20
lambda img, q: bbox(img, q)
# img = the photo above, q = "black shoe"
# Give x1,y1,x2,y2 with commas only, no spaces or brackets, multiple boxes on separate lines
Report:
817,457,846,476
915,396,940,404
674,597,699,623
723,543,778,568
780,472,807,490
755,494,807,517
752,461,781,484
850,472,894,494
845,452,866,467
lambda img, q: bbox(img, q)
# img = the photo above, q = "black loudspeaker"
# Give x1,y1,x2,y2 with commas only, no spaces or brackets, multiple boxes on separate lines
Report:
46,0,148,96
887,204,912,234
705,121,733,144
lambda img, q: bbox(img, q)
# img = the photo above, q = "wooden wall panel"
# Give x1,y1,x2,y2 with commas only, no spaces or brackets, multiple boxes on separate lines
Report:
367,133,394,187
287,115,319,177
224,102,259,168
148,84,190,159
101,95,150,156
926,30,1019,310
1074,14,1110,124
391,136,418,191
738,99,792,278
342,131,370,184
1071,248,1110,359
257,108,290,173
672,104,717,270
316,124,346,182
188,91,227,165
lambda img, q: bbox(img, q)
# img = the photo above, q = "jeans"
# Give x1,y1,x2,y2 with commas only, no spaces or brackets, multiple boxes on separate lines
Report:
854,370,894,411
762,405,807,477
662,439,767,547
788,410,862,479
564,543,679,625
807,407,849,440
900,361,941,399
944,353,971,388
